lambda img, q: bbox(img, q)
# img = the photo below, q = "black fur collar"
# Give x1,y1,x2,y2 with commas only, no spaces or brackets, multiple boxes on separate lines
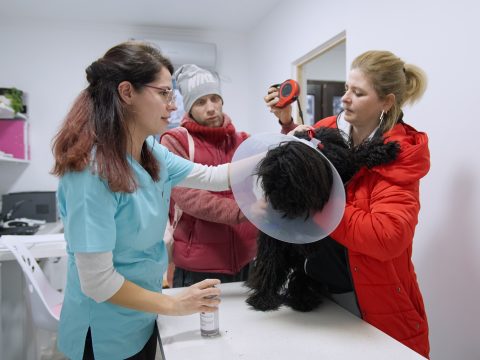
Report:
295,126,400,184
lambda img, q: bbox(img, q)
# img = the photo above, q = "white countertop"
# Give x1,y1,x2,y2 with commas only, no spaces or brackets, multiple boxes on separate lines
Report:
158,282,425,360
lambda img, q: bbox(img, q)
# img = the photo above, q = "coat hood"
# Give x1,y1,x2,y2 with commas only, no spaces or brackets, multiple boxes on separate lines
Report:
374,123,430,185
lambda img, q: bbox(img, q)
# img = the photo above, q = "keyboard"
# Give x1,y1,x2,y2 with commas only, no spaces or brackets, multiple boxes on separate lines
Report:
0,225,40,236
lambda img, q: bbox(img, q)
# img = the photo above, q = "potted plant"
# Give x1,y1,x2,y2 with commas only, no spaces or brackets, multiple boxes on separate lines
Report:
0,87,27,118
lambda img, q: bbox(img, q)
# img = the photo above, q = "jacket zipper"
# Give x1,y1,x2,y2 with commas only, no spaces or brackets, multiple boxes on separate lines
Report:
230,226,238,273
186,220,193,256
344,247,363,318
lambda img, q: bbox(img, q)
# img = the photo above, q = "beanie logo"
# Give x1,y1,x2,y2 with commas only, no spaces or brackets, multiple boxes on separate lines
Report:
187,73,217,92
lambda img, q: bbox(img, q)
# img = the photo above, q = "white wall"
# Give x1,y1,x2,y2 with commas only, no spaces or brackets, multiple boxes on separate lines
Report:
246,0,480,359
0,19,250,196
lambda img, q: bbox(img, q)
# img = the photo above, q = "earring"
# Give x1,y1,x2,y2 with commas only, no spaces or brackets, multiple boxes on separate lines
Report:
379,110,387,128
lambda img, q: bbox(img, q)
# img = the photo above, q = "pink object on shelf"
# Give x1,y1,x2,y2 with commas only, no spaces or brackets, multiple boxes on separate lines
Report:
0,119,30,160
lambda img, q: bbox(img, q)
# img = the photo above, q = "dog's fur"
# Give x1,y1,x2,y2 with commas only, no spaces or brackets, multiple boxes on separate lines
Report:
245,126,400,312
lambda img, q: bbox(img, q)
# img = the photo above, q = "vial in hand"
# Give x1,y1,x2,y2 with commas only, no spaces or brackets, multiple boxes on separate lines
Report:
200,309,219,337
200,289,220,337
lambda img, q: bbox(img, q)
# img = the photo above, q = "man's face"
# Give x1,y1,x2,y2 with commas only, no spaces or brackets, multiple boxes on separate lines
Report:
190,94,224,127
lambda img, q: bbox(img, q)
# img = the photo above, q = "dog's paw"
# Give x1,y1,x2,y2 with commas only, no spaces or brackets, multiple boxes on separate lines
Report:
246,293,283,311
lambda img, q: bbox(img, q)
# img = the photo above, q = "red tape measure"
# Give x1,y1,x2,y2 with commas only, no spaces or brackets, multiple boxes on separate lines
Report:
274,79,300,108
270,79,304,124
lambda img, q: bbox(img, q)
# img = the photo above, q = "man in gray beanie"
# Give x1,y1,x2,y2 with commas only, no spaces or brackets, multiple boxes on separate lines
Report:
160,64,257,288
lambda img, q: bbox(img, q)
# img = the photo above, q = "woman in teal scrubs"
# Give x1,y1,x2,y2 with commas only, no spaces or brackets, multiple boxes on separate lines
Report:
52,41,224,360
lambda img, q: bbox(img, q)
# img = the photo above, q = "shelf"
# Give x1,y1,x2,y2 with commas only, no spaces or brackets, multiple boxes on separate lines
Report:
0,156,29,164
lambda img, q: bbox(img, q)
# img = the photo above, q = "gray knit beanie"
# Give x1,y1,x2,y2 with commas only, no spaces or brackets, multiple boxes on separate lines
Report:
173,64,222,113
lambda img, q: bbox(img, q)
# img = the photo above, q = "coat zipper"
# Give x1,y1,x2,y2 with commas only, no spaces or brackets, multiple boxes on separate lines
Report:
344,247,363,318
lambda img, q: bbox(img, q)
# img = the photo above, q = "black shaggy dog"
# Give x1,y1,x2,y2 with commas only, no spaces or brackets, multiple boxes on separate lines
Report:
245,126,400,312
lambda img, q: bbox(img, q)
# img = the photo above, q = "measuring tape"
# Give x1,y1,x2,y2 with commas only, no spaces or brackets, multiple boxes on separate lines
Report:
271,79,304,124
272,79,300,108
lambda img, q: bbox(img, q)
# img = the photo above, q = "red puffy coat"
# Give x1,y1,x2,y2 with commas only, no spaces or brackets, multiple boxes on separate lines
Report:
312,116,430,357
160,114,257,274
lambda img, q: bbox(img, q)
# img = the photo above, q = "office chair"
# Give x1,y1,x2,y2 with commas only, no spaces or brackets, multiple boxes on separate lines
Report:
1,235,63,332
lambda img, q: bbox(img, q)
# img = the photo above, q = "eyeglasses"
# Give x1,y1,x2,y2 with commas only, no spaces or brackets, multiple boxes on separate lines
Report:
144,85,177,105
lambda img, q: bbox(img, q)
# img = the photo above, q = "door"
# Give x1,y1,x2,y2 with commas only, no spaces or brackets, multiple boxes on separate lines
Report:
306,80,345,124
294,34,346,126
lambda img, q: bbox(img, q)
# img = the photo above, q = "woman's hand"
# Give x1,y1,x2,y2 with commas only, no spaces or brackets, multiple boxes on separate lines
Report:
264,86,293,125
169,278,221,315
250,198,268,218
287,124,314,137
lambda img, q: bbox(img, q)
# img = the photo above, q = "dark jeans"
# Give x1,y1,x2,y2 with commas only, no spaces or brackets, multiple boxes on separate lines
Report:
173,263,250,288
82,324,158,360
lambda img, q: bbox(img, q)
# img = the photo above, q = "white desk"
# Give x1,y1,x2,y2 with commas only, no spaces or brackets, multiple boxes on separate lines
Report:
0,222,65,360
158,282,425,360
0,222,65,261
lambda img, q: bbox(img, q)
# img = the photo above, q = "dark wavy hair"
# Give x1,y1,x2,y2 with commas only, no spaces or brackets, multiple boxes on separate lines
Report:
255,141,333,220
51,41,174,192
294,126,400,182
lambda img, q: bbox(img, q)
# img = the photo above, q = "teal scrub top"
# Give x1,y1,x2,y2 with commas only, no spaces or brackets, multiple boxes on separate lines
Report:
57,137,193,360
